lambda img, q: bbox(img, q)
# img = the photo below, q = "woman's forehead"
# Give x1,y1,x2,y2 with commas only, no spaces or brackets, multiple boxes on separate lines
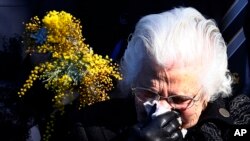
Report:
137,67,200,88
167,69,200,83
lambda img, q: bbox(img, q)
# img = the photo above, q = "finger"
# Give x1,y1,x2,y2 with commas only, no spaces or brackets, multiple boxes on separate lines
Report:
154,112,177,127
162,118,181,135
172,110,181,118
170,130,183,141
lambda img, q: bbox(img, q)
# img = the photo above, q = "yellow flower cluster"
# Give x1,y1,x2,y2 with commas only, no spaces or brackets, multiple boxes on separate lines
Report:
18,10,122,111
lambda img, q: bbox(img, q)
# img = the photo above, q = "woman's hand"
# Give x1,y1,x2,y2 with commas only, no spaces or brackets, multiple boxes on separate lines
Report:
128,111,183,141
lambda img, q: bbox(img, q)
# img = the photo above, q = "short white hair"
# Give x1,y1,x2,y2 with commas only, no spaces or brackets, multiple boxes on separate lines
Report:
118,7,232,101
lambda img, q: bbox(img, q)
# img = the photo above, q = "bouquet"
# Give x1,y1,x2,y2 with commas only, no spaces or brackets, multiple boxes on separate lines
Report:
18,10,122,111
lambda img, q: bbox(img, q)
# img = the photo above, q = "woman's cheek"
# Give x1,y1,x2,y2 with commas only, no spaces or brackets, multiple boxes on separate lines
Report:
181,105,203,128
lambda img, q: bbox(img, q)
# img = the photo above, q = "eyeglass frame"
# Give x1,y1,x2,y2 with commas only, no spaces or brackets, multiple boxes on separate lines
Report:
131,86,202,109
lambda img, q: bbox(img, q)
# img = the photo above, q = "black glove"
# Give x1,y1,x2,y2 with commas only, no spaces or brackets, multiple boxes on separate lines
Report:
128,111,183,141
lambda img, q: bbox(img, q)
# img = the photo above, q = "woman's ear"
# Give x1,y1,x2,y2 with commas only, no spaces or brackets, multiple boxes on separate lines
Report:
202,100,208,111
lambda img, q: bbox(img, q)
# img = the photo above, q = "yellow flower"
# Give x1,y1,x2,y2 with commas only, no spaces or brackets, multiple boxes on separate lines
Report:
20,11,123,140
19,10,122,110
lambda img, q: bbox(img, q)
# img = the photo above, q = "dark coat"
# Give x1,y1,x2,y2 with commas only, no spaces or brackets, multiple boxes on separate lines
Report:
51,94,250,141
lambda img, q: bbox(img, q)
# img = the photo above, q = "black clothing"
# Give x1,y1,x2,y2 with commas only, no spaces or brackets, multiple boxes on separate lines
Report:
186,94,250,141
51,98,137,141
51,94,250,141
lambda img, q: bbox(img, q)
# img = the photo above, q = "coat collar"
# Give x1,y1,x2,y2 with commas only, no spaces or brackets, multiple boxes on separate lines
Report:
197,97,234,126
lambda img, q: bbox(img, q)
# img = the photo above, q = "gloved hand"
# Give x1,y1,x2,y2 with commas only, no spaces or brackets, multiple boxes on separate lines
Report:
128,111,183,141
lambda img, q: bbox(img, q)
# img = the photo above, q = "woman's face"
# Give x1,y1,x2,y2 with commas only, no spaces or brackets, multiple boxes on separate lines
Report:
134,68,208,129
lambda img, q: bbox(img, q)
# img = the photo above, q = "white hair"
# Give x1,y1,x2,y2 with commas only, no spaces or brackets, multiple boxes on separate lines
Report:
118,7,232,101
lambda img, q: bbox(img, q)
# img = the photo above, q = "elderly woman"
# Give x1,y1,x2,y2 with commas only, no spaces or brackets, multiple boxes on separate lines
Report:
117,6,239,140
120,6,232,128
51,7,250,141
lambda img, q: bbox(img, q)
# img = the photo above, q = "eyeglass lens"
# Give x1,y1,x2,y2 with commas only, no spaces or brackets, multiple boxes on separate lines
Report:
134,88,160,102
133,88,195,108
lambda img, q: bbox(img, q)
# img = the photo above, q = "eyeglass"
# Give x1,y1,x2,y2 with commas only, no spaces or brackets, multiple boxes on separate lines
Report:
132,87,202,109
